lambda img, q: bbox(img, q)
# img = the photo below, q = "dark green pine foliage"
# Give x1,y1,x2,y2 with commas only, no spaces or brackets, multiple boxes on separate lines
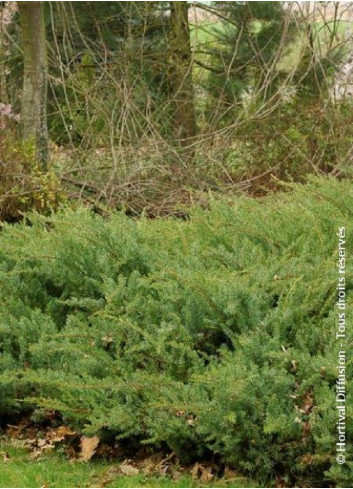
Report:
0,177,352,486
206,1,294,125
44,1,171,144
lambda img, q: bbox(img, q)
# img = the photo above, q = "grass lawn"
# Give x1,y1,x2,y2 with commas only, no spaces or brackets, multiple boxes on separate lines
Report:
0,439,256,488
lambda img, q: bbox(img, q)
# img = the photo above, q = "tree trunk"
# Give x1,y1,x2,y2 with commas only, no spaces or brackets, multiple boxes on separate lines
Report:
168,2,196,151
19,1,48,169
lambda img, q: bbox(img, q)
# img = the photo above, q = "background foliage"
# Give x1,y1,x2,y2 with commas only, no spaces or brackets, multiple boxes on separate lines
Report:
1,1,353,217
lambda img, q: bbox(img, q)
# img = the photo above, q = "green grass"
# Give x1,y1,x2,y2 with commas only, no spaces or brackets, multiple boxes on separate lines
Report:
0,442,105,488
0,440,255,488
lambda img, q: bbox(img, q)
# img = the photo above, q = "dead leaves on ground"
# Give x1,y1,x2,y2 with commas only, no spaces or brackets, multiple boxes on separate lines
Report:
190,462,214,482
119,461,140,476
4,420,83,461
1,451,10,462
137,452,179,479
93,463,139,488
4,419,122,464
79,435,100,462
3,417,240,485
4,419,119,465
135,455,217,483
23,425,78,460
94,455,220,487
12,427,102,463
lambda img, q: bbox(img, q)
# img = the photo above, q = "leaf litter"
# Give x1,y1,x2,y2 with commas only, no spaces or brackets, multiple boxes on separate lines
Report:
2,414,244,486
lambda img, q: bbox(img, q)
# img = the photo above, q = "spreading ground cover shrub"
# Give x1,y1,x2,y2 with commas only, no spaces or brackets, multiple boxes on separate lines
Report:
0,177,352,487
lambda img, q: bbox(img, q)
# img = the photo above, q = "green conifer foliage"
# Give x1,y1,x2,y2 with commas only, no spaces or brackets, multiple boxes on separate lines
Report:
0,177,352,486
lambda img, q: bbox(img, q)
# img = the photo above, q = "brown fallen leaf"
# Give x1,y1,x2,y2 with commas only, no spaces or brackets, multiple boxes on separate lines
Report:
24,437,54,456
190,462,202,480
120,462,140,476
172,470,182,481
24,438,37,447
191,462,214,482
175,410,185,417
29,450,43,461
49,425,77,443
187,415,196,426
55,426,77,437
102,334,114,343
200,466,214,482
2,452,10,462
6,421,30,439
139,456,158,475
138,452,174,476
79,435,100,462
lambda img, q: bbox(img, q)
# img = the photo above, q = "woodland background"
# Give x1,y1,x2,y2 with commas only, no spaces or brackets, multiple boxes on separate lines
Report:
2,1,353,217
